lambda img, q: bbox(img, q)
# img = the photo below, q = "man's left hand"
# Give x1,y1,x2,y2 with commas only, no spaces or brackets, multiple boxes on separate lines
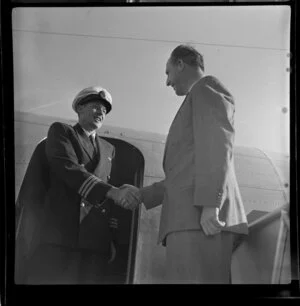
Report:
200,207,225,236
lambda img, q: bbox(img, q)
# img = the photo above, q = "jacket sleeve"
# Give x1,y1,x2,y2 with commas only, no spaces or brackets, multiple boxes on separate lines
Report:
140,180,165,210
46,122,112,206
191,83,235,208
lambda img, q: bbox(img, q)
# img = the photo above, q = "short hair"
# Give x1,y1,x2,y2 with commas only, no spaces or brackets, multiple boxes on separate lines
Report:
170,44,205,71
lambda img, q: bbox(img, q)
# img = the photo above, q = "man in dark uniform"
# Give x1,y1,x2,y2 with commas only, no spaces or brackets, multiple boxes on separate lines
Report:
15,86,138,284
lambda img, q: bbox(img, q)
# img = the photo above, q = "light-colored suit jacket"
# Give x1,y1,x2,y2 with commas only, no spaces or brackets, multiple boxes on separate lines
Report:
140,75,248,245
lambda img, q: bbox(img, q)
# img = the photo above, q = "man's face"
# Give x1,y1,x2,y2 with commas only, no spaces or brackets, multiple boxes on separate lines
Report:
165,58,185,96
78,100,107,130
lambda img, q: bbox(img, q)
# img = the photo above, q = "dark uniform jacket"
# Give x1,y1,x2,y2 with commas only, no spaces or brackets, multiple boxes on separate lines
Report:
15,122,116,282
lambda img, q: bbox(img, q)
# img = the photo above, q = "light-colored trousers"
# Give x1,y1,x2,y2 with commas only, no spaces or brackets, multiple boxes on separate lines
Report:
165,230,236,284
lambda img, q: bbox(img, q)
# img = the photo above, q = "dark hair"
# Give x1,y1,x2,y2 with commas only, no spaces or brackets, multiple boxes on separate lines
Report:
170,44,204,71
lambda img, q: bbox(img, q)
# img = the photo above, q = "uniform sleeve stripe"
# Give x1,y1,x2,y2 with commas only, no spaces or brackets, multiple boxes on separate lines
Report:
79,175,103,198
81,178,96,198
78,176,94,195
84,179,98,198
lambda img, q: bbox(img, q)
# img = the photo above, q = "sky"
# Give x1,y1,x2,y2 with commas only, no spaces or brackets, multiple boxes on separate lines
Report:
12,5,290,154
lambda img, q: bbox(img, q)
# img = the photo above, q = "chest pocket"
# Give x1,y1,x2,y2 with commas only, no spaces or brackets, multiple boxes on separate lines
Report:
101,155,113,181
92,154,113,182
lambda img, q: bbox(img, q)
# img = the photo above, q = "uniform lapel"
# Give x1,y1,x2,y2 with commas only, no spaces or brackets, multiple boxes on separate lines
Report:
93,136,106,177
74,124,94,160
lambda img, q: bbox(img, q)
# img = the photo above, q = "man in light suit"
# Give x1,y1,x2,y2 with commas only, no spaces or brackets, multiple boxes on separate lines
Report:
15,86,138,284
123,45,248,283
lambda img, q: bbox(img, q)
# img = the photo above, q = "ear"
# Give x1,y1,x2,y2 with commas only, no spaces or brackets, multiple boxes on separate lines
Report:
177,59,185,72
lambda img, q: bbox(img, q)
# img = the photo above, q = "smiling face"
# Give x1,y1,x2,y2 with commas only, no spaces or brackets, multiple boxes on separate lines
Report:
165,58,187,96
77,100,107,132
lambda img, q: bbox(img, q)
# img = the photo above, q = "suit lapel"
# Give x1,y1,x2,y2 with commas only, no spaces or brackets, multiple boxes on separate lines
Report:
74,124,94,161
163,78,207,169
162,134,170,170
163,95,188,169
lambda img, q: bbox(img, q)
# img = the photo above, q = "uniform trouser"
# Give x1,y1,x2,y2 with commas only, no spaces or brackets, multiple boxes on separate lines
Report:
165,230,236,284
26,243,111,284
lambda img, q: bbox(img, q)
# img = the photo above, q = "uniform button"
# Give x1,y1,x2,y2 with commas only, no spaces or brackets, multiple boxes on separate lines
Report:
107,175,110,180
108,157,112,162
101,209,106,213
80,203,85,207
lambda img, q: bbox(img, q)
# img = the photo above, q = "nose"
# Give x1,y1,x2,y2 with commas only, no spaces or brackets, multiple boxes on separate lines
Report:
96,107,106,115
166,78,171,87
99,111,106,119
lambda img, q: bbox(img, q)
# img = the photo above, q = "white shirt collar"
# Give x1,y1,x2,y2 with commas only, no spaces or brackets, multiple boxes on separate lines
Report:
80,125,96,139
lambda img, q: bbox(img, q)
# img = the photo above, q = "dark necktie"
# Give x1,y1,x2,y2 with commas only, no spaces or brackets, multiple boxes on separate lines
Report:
89,135,97,154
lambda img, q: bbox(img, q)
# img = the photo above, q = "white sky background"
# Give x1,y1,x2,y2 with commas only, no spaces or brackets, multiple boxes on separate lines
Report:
12,6,290,154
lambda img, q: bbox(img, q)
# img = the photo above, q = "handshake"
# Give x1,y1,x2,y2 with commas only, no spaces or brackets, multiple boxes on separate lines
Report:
106,184,142,210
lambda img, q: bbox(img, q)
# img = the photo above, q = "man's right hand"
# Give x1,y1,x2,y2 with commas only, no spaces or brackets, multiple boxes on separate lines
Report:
106,185,142,210
119,184,142,210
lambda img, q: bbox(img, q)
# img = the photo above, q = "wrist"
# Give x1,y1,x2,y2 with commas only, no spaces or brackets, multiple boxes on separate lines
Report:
202,206,217,210
139,189,144,203
106,186,118,199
